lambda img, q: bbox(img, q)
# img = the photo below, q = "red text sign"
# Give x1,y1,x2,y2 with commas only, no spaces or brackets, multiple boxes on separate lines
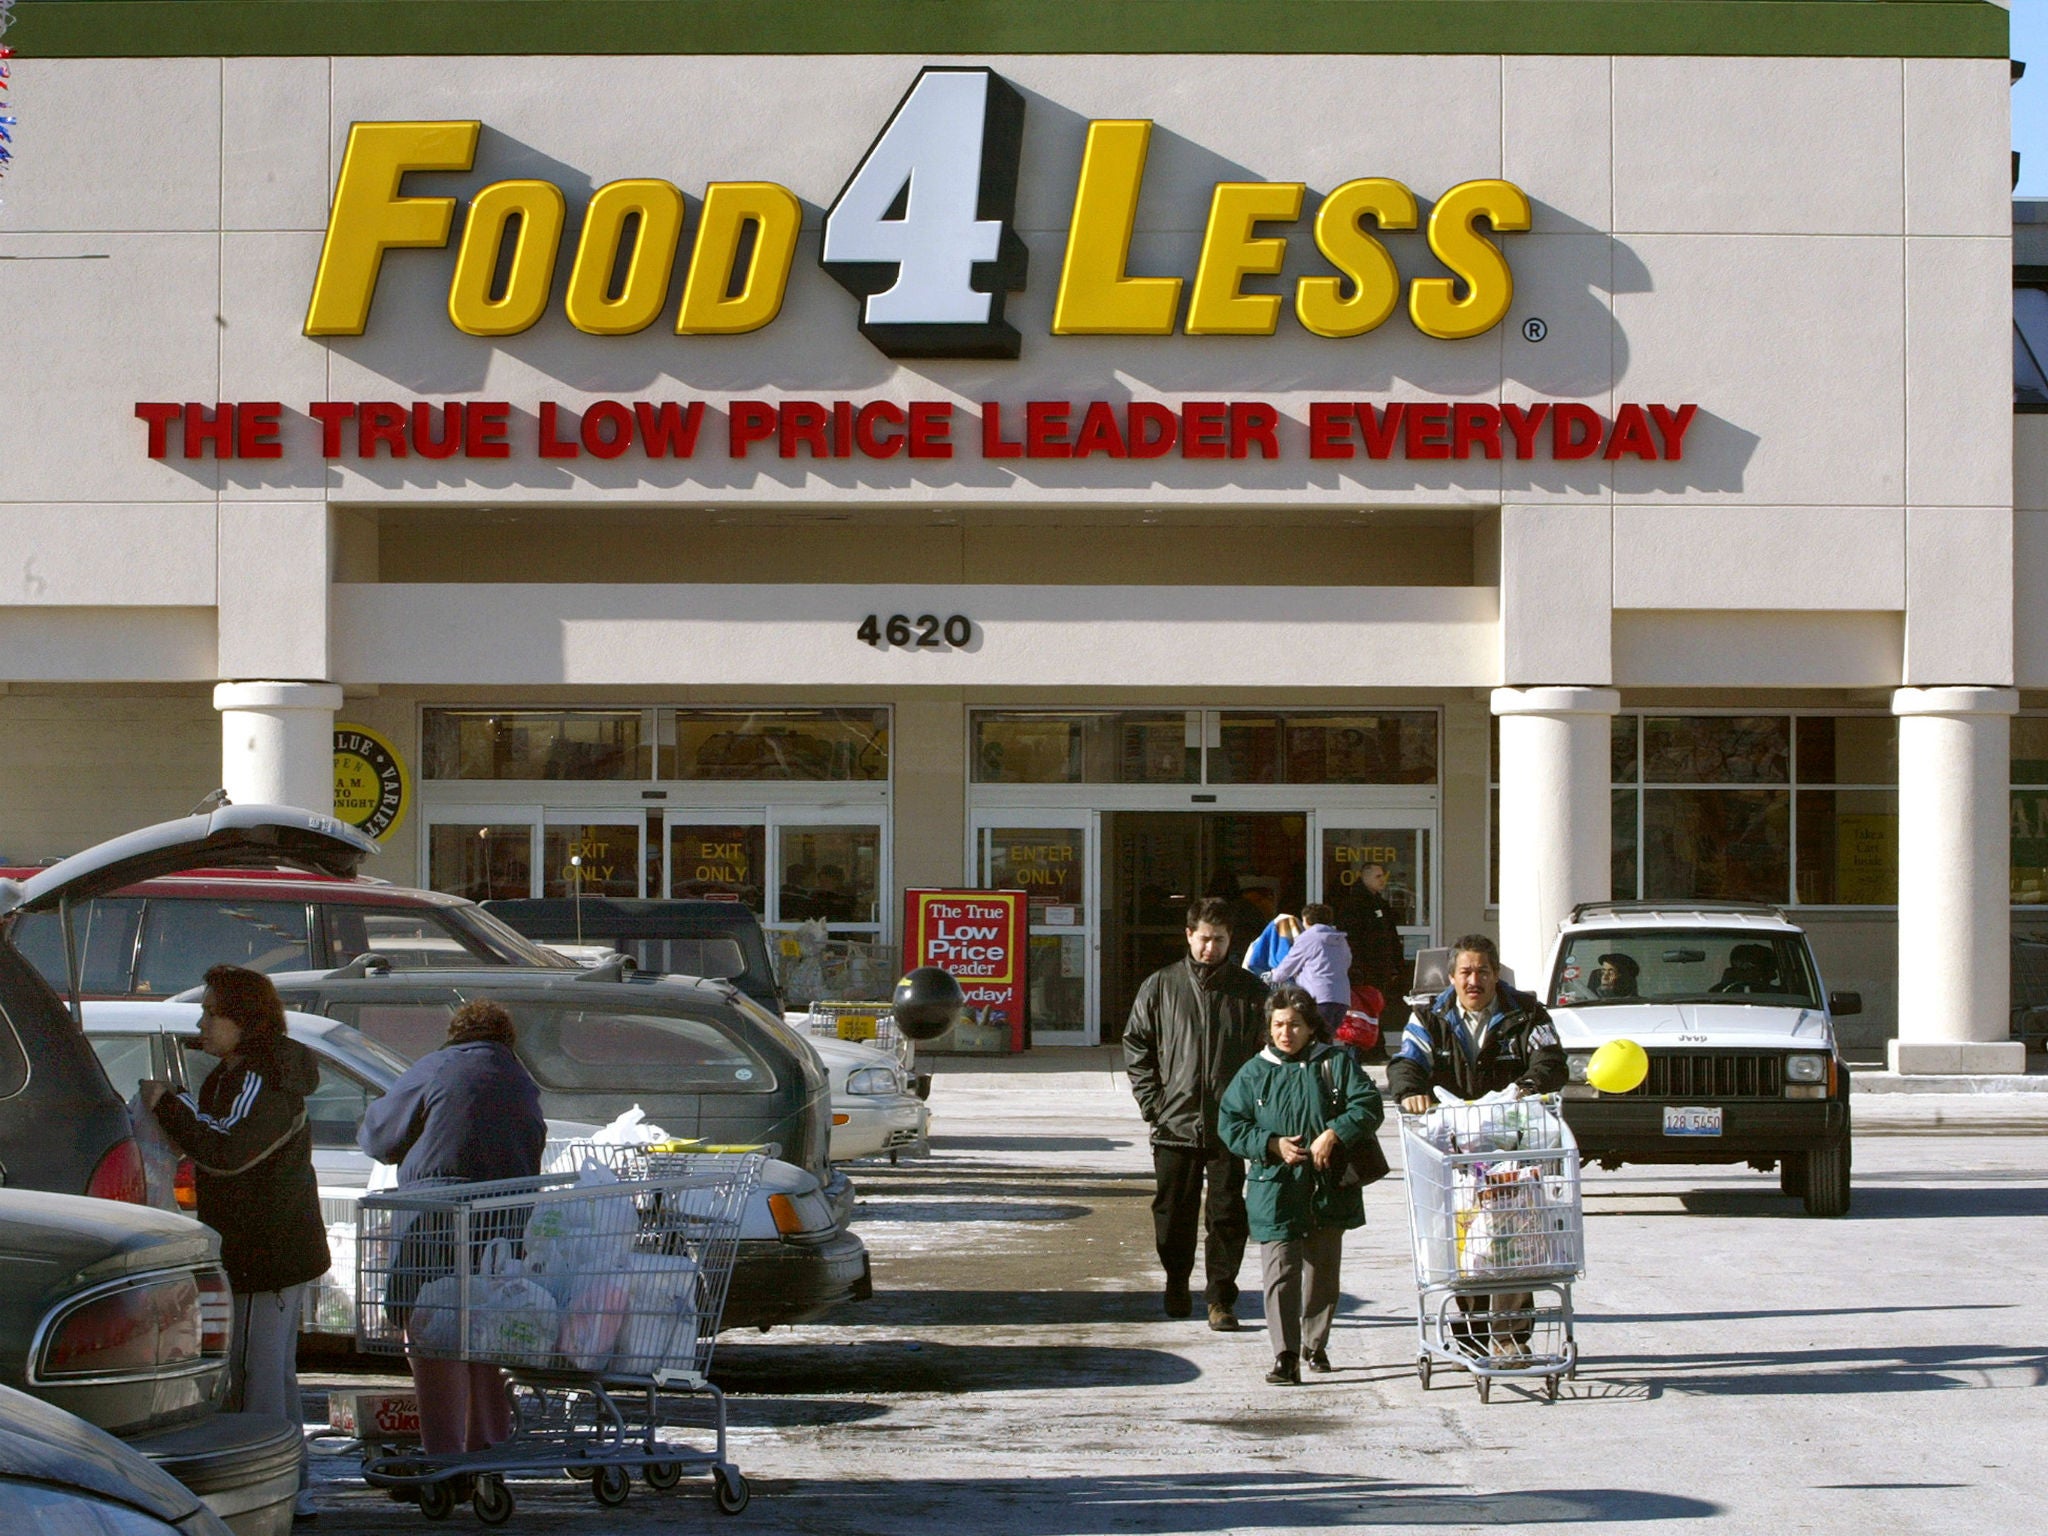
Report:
903,889,1028,1051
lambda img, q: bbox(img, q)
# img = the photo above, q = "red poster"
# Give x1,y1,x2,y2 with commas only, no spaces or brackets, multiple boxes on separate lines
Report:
901,889,1029,1051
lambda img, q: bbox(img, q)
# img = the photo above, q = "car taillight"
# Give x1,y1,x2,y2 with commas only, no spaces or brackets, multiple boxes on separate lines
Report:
36,1271,211,1381
85,1138,147,1205
197,1269,233,1357
174,1157,198,1211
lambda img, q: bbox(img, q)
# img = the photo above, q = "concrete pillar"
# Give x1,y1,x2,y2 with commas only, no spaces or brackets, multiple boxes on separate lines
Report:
1890,686,2024,1074
1491,687,1619,987
214,681,344,816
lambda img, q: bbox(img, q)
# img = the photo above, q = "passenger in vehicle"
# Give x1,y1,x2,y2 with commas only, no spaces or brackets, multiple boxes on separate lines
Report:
359,1000,546,1467
1592,953,1641,998
144,965,329,1520
1711,944,1779,994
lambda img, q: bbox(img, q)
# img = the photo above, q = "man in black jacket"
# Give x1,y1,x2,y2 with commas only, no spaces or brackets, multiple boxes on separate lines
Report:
1387,933,1565,1358
1339,861,1408,1056
1124,897,1267,1329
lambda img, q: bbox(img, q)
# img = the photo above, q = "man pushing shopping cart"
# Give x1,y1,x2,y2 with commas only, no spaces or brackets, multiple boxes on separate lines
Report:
1390,934,1579,1399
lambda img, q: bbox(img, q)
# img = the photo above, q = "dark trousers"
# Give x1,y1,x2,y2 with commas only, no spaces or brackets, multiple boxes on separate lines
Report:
1152,1144,1248,1306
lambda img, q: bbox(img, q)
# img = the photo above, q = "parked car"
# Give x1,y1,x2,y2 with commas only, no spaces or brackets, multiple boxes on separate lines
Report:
0,1381,233,1536
0,806,381,1530
0,1189,302,1535
1,870,574,1002
83,1001,867,1332
814,1034,929,1163
1541,901,1856,1217
484,896,925,1078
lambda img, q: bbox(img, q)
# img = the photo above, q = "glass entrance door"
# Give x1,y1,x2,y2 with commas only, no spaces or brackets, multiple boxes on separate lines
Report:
424,809,541,902
540,813,646,898
1312,813,1437,992
663,814,768,911
973,812,1099,1044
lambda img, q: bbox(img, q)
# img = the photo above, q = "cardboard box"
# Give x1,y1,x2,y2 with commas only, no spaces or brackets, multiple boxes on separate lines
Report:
328,1389,420,1443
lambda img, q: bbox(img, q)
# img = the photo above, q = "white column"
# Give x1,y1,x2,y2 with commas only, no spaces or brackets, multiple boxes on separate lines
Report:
1890,687,2024,1074
213,681,344,816
1491,687,1619,987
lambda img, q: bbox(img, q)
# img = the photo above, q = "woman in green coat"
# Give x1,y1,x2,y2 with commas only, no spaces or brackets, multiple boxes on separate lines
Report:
1218,983,1386,1384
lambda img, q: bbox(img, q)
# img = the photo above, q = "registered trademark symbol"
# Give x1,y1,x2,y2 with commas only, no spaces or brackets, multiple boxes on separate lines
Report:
1522,317,1547,343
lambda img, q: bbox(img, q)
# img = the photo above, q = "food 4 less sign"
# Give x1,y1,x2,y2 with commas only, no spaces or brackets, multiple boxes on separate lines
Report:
305,67,1529,359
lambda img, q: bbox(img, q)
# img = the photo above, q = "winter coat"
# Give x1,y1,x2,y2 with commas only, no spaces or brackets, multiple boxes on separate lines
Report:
1386,983,1568,1103
357,1040,546,1188
1217,1043,1384,1242
1123,957,1267,1149
1268,924,1354,1007
1338,888,1405,988
153,1034,330,1294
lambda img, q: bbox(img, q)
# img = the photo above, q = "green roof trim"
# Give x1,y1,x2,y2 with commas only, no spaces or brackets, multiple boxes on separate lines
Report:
4,1,2012,61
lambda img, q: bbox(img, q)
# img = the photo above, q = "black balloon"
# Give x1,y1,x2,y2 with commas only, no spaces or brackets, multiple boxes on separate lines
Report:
893,965,967,1041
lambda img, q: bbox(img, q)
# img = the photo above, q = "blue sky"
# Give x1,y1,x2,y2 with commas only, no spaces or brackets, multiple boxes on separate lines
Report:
2013,1,2048,195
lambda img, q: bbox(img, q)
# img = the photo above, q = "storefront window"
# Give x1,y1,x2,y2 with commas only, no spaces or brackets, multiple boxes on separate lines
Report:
1491,714,1893,908
423,710,646,780
542,822,641,899
1642,788,1791,903
428,823,533,902
1643,716,1790,783
663,709,888,781
971,712,1196,784
667,823,766,909
778,825,882,927
1213,712,1437,785
2013,717,2048,905
1796,789,1898,904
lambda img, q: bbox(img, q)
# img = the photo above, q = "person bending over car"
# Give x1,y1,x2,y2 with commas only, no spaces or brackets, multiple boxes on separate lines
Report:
1387,934,1566,1359
145,965,329,1521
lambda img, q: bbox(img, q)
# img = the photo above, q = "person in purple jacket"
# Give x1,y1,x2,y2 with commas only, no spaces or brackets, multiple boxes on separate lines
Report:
358,999,546,1467
1267,904,1354,1039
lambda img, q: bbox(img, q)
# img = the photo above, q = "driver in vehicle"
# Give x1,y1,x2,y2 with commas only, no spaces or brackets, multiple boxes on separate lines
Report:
1711,943,1780,994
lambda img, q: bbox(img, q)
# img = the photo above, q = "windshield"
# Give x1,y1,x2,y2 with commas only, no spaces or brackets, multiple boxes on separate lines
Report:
443,905,580,968
1551,929,1822,1009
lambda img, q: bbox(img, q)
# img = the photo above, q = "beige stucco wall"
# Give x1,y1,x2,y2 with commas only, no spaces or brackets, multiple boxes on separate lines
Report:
0,687,219,863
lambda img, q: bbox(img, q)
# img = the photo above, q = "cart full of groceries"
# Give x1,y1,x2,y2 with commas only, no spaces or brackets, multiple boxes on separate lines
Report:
353,1146,761,1523
1399,1091,1584,1403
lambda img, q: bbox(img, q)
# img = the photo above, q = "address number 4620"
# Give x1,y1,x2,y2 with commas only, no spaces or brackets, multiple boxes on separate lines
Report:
858,613,974,649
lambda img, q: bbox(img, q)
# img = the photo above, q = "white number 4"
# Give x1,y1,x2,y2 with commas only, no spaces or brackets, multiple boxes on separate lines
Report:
822,67,1028,359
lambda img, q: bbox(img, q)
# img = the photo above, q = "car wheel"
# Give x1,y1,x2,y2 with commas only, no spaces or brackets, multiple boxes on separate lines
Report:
1778,1154,1806,1199
593,1464,632,1507
713,1465,750,1515
1802,1132,1852,1218
472,1475,514,1526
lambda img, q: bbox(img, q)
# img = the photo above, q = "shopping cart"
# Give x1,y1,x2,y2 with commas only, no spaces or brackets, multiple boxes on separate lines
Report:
1399,1097,1583,1403
354,1149,761,1522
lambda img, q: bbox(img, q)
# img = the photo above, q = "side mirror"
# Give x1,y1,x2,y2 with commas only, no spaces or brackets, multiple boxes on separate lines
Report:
1828,990,1862,1017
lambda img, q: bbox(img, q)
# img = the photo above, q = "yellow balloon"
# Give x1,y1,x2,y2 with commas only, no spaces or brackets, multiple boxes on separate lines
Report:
1586,1038,1649,1094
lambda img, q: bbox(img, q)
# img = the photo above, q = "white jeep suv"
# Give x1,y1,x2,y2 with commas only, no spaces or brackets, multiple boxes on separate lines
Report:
1544,902,1856,1217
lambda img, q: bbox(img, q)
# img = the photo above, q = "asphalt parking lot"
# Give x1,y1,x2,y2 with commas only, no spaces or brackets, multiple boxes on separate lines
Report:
303,1070,2047,1535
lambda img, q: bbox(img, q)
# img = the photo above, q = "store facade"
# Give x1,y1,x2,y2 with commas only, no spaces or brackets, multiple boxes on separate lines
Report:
0,0,2030,1066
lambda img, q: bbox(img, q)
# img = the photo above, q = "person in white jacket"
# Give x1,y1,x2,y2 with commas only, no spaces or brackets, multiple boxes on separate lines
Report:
1267,904,1353,1038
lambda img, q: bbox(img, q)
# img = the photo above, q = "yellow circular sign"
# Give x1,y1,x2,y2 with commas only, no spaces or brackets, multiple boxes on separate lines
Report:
333,723,409,842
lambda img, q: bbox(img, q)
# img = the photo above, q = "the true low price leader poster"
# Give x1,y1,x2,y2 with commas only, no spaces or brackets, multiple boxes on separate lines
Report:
902,889,1029,1052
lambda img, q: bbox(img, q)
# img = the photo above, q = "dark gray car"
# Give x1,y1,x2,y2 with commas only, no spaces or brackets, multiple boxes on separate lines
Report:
265,968,835,1178
0,1380,233,1536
